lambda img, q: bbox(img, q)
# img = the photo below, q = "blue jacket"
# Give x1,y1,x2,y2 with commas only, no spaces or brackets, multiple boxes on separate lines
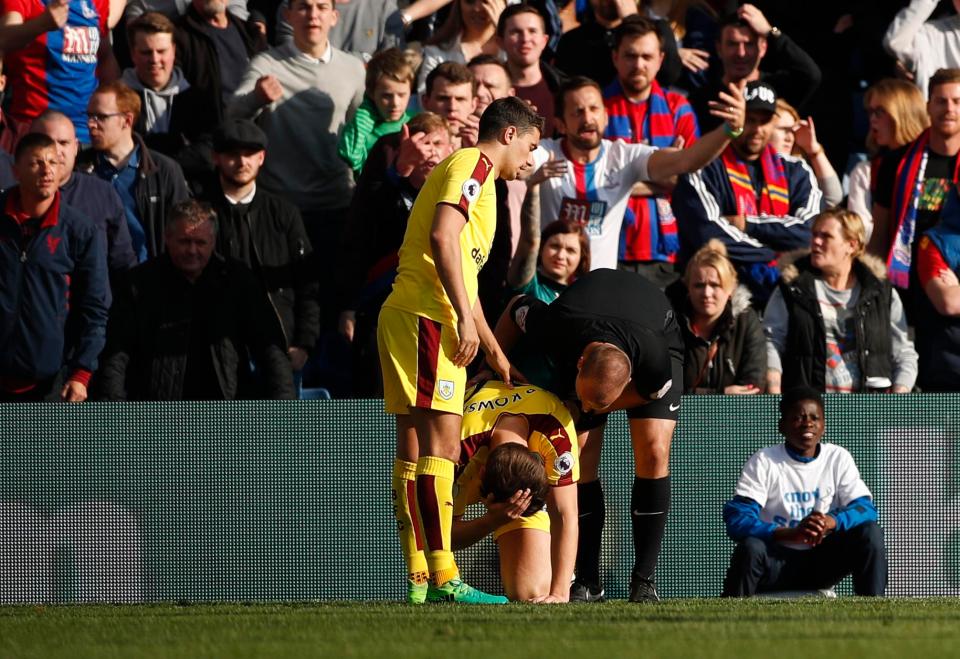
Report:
61,172,137,276
672,153,821,267
0,189,110,382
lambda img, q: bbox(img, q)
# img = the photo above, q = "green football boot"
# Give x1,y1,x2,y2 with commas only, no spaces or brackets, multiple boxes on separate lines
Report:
407,578,428,605
426,579,508,604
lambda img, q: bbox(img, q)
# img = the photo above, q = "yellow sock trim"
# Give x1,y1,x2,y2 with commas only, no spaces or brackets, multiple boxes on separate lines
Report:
432,565,460,587
392,458,428,578
416,455,455,479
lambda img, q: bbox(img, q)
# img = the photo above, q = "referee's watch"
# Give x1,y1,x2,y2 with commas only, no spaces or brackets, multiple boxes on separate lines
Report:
768,26,781,39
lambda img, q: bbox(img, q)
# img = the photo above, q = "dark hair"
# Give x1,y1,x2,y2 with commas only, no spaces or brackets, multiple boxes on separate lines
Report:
468,53,512,80
364,47,415,96
717,12,754,38
478,96,544,141
779,386,824,417
480,443,548,517
555,76,603,118
425,61,477,98
127,11,175,45
15,132,56,162
496,3,545,37
541,218,590,277
929,68,960,96
612,15,662,52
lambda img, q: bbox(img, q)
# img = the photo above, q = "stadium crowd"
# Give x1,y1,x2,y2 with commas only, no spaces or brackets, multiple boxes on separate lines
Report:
1,0,957,602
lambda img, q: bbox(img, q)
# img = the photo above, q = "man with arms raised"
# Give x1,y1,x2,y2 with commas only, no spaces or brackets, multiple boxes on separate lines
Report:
379,97,542,604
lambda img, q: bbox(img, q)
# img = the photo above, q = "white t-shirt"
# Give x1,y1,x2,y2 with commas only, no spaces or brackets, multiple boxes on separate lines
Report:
734,443,872,550
532,138,656,270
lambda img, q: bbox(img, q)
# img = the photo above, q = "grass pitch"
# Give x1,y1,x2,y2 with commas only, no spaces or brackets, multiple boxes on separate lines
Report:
2,598,959,659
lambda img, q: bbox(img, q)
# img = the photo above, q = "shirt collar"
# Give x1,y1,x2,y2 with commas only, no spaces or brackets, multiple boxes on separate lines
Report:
295,41,333,64
96,144,140,174
5,187,61,228
224,183,257,205
784,442,821,463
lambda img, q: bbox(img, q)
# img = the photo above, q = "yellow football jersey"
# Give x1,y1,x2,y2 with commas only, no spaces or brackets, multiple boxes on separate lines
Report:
453,382,579,517
382,147,498,328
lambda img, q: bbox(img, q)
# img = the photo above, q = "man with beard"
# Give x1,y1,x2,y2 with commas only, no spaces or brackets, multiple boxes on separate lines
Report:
199,118,319,392
672,81,821,307
871,68,960,324
529,75,744,272
603,16,699,289
175,0,259,126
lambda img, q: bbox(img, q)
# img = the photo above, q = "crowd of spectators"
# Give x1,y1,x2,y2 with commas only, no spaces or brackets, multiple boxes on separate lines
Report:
4,0,960,402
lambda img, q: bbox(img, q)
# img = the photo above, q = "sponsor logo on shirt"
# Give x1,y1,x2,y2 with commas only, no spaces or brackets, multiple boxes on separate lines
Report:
62,26,100,65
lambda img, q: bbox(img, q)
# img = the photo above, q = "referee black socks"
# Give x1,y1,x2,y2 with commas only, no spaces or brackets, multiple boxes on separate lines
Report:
575,480,605,588
631,476,671,580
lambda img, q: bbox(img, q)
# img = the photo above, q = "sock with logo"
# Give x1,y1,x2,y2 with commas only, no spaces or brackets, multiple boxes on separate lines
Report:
392,459,428,585
415,456,460,586
631,476,670,579
575,480,605,588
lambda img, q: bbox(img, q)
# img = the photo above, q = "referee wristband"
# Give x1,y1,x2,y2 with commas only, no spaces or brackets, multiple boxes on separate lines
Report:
724,122,744,139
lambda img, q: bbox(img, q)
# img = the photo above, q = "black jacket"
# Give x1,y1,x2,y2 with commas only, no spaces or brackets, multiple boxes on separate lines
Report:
76,135,191,259
668,282,767,393
776,253,893,391
175,6,258,124
201,181,320,351
97,253,294,400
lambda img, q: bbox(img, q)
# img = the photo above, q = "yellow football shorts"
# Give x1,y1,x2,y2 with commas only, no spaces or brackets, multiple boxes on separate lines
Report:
493,509,550,542
378,306,466,415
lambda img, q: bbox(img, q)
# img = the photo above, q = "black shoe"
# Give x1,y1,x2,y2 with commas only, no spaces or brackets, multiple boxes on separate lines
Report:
628,576,660,602
569,581,605,603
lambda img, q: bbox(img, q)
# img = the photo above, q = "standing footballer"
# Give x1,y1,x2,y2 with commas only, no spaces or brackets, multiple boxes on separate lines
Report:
378,97,543,604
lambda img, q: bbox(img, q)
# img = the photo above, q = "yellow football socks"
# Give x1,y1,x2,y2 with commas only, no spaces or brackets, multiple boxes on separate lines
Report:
415,456,460,586
392,459,428,584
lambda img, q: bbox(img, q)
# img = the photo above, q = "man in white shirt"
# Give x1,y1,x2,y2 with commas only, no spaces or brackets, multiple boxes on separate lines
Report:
528,75,746,272
884,0,960,98
721,386,887,597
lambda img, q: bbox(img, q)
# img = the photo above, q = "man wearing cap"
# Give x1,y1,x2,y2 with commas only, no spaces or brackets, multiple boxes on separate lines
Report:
672,80,821,306
198,118,319,389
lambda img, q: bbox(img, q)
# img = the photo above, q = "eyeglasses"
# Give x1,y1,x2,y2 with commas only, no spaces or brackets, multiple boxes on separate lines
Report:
86,112,124,124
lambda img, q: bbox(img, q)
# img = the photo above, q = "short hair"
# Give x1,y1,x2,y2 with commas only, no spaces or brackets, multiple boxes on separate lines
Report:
480,443,548,517
580,344,631,386
555,76,603,118
929,68,960,96
468,53,512,80
424,61,477,98
477,96,544,141
14,132,56,162
717,12,756,39
540,219,590,277
166,199,217,236
407,110,453,139
127,11,175,45
779,386,824,417
93,81,142,125
612,15,662,52
813,209,866,259
684,239,738,292
496,3,546,37
32,109,74,132
864,78,929,151
364,47,415,96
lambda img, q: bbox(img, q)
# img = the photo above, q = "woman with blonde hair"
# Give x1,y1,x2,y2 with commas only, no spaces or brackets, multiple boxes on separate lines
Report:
668,239,766,394
847,79,929,239
764,209,918,394
770,99,843,208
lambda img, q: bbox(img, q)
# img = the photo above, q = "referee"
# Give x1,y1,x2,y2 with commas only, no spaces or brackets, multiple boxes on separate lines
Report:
495,268,683,602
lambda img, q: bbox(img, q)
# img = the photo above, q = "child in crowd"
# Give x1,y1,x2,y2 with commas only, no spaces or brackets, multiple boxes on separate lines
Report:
337,48,414,175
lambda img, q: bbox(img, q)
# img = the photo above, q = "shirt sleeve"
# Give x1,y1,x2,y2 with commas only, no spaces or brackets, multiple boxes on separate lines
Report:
917,235,949,286
626,142,654,183
435,149,493,218
833,447,872,507
1,0,36,16
889,288,919,391
763,287,788,374
733,451,770,509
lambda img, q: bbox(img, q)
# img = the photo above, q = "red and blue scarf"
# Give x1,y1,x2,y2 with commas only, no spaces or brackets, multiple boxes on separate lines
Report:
721,145,790,217
605,79,695,260
888,130,960,288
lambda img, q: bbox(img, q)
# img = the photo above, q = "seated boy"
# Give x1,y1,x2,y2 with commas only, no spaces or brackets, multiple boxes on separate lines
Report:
721,386,887,597
337,48,413,176
452,381,579,602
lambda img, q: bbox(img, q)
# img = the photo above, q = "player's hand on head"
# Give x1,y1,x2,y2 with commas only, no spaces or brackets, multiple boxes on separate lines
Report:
483,488,532,525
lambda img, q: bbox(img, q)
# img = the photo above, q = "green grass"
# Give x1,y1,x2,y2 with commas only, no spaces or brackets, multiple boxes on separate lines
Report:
2,599,960,658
